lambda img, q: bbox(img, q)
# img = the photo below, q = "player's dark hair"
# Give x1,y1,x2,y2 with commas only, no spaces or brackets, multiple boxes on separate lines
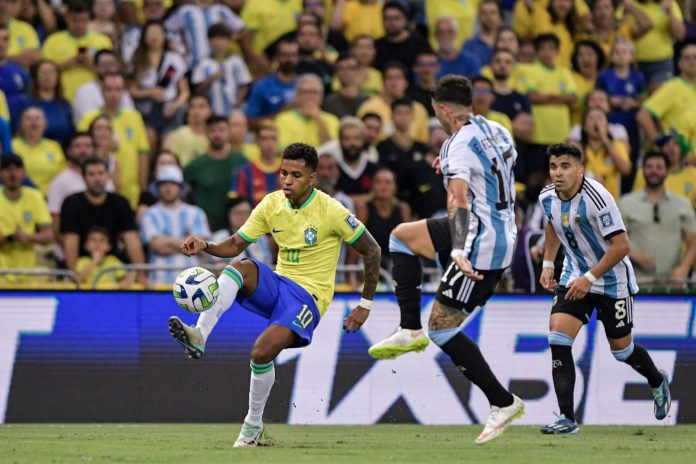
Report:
390,97,412,112
206,115,228,127
208,23,233,39
547,143,583,161
282,143,319,171
534,33,560,51
432,75,473,107
81,156,109,176
643,149,671,169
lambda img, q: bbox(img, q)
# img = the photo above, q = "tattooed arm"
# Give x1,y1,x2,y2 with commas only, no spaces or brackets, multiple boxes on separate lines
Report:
448,178,482,281
343,229,381,332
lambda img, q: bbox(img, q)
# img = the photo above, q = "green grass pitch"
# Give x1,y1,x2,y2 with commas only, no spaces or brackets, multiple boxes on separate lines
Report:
1,424,695,464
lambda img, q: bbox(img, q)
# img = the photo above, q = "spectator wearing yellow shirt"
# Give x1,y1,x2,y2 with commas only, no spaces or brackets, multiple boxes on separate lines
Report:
42,1,113,102
331,0,384,42
75,225,128,288
581,108,631,199
241,0,302,55
632,0,685,92
514,0,590,41
425,0,479,52
471,76,514,136
0,154,53,271
570,40,606,125
357,61,430,144
638,43,696,145
0,0,40,68
518,33,577,189
532,0,592,69
229,110,261,161
78,73,150,209
162,93,211,168
12,106,66,195
276,74,340,149
583,0,652,58
346,35,383,96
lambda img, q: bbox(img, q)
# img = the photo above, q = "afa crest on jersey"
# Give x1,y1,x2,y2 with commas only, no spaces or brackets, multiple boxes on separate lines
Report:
561,213,570,227
304,226,318,246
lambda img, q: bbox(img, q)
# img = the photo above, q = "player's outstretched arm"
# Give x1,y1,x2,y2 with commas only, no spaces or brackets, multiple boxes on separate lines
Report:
540,222,561,291
344,229,381,333
180,234,251,258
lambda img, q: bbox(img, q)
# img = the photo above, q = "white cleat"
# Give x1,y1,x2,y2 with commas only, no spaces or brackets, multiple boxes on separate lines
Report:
368,327,430,360
475,394,525,445
233,422,264,448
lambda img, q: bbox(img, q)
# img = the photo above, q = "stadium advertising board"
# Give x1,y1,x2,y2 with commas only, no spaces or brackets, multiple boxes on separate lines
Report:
1,292,694,424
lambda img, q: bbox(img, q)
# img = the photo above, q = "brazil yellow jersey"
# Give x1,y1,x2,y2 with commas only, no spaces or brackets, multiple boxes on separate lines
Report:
342,1,384,41
632,1,683,62
42,30,113,102
519,62,576,145
238,188,365,315
7,19,40,58
426,0,479,51
79,108,150,209
486,111,513,136
241,0,302,54
357,97,430,144
0,89,8,122
0,186,51,269
275,110,340,150
571,72,596,126
583,140,631,200
643,78,696,138
12,137,66,196
514,0,589,40
633,165,696,208
76,254,125,287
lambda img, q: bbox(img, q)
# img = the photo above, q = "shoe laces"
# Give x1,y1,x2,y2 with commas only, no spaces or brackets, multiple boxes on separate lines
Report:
653,384,665,405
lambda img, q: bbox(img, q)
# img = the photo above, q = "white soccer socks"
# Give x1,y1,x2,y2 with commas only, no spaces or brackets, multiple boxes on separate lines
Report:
244,360,275,427
196,265,243,342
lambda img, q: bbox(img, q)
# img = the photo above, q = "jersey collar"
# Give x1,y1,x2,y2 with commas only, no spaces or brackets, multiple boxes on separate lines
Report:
558,176,585,202
286,187,317,210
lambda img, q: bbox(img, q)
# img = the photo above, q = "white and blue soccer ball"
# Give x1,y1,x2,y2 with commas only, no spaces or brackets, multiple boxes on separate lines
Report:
172,267,220,313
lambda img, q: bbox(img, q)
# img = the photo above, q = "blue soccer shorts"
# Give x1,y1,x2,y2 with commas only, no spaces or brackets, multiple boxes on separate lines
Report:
234,259,321,348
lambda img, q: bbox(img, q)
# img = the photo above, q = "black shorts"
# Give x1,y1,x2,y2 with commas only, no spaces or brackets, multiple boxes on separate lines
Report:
426,217,452,269
552,286,634,339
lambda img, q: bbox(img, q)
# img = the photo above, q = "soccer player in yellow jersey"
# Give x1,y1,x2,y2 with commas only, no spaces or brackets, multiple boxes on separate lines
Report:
168,142,381,448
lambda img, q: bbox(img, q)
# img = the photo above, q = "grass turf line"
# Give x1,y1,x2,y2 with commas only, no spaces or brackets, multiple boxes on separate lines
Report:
1,424,695,464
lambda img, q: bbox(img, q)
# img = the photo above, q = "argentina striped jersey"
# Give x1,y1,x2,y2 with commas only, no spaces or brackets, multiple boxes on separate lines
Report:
538,177,639,298
440,115,518,270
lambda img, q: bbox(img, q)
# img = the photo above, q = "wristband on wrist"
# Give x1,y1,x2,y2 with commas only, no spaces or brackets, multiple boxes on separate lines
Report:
542,260,555,269
359,298,372,310
450,248,467,259
202,240,209,250
584,271,597,283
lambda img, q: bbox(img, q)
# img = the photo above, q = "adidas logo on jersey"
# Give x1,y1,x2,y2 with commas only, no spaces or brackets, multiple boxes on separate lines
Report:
616,321,626,328
442,289,453,298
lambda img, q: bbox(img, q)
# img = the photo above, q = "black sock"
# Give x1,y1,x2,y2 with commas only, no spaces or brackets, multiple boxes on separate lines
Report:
391,252,423,330
624,344,663,388
440,332,514,407
550,344,576,422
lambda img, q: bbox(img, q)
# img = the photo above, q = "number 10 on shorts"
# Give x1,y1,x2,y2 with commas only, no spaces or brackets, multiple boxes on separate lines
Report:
293,304,313,329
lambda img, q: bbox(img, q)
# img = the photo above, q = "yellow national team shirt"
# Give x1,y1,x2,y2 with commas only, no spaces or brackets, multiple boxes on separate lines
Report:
333,67,383,96
8,19,40,58
532,7,576,69
42,30,113,102
357,97,430,144
12,137,66,196
76,254,126,287
571,72,596,126
583,140,631,200
79,109,150,209
643,78,696,139
343,1,384,41
162,126,209,168
0,90,9,123
275,110,340,149
633,165,696,208
238,188,365,315
514,0,589,40
519,62,576,145
485,111,513,136
0,186,51,269
425,0,479,52
241,0,302,55
632,1,683,62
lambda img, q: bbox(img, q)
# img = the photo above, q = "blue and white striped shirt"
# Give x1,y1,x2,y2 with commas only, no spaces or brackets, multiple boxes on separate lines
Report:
539,177,639,298
440,115,517,270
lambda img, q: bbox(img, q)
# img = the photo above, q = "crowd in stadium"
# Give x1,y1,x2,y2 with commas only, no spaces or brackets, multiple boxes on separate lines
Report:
1,0,696,290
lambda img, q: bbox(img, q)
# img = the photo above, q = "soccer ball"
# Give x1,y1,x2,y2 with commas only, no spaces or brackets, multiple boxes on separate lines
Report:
172,267,220,313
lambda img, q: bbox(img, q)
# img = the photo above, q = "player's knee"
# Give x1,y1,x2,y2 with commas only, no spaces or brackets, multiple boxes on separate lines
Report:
611,342,634,362
548,331,574,347
250,344,275,365
391,222,410,241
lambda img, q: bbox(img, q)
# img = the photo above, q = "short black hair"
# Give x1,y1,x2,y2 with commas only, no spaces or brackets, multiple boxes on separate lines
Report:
206,115,228,126
571,40,606,74
381,60,409,79
208,23,232,39
432,75,473,107
471,75,493,88
547,143,583,161
383,1,409,18
335,52,357,65
94,49,118,66
64,131,92,153
282,143,318,171
643,149,671,169
81,156,108,177
534,33,560,51
86,225,112,243
391,97,412,112
67,0,90,14
361,112,383,123
492,47,515,59
224,196,251,216
0,154,24,170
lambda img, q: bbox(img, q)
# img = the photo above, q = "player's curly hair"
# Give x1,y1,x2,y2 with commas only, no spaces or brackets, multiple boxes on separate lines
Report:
432,75,472,107
282,143,319,171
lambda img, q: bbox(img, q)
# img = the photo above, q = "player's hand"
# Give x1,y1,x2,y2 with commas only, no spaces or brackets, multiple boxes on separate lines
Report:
565,276,591,300
432,156,441,174
453,255,484,281
343,306,370,333
180,236,206,256
540,268,557,291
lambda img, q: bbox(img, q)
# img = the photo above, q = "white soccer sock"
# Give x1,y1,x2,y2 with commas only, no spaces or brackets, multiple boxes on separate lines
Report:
244,360,275,427
196,265,243,342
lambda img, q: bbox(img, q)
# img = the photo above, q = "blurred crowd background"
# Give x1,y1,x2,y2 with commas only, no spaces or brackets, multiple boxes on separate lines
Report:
1,0,696,292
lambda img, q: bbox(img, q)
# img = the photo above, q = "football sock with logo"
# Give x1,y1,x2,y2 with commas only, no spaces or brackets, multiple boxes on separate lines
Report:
436,332,514,407
196,265,243,342
389,235,423,330
614,343,663,388
550,341,576,421
244,360,275,427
